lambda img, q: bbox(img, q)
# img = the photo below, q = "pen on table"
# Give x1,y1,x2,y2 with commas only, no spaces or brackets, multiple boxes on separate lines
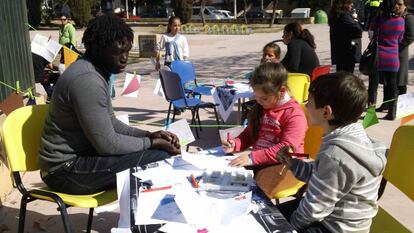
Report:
141,185,172,193
47,35,51,42
279,165,286,176
190,174,199,188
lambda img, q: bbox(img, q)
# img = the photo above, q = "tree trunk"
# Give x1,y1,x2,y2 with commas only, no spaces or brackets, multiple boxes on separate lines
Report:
269,0,279,28
243,0,248,25
201,0,206,26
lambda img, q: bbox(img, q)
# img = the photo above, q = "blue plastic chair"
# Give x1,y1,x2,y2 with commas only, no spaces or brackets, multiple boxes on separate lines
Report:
170,60,214,97
159,69,220,139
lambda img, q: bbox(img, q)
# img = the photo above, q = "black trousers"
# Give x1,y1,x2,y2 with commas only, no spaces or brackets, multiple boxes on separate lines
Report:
278,198,331,233
42,149,170,195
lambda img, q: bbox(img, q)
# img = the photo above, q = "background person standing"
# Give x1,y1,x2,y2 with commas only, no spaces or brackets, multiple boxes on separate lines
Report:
329,0,363,73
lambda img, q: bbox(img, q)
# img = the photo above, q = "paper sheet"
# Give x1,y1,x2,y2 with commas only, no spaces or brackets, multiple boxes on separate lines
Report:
31,34,62,62
396,92,414,118
166,119,195,146
116,114,130,126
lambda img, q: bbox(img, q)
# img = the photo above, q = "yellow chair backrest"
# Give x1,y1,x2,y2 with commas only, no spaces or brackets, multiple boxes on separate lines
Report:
300,103,323,159
2,105,49,172
287,73,310,103
383,125,414,201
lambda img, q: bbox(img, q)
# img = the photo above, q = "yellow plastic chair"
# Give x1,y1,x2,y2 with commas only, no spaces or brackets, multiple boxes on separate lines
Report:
287,73,311,103
1,105,117,233
370,125,414,233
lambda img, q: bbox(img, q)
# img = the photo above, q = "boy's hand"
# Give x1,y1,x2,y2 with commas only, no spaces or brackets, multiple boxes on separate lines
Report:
228,153,252,167
277,146,294,167
222,139,235,153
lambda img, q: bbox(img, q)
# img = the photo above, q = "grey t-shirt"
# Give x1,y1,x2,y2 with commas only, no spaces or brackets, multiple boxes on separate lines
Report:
39,58,151,172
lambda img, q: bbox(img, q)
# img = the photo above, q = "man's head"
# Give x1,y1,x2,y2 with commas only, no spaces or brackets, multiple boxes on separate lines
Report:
82,15,133,74
307,71,367,127
60,13,70,25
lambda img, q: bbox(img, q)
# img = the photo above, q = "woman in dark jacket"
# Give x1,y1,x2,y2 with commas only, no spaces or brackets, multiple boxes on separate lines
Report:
281,23,320,76
329,0,363,73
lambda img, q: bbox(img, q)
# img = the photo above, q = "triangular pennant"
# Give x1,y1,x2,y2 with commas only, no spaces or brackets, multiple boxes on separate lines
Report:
121,74,141,97
363,106,379,128
401,113,414,125
26,97,37,106
63,46,79,68
0,92,24,115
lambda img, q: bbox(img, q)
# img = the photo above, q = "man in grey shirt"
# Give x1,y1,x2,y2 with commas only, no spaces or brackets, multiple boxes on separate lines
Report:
39,15,181,195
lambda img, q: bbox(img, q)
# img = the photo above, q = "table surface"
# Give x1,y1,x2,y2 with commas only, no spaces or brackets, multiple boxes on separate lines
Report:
128,166,296,233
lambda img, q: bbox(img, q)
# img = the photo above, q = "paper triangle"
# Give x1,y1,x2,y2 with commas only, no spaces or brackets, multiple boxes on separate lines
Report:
63,46,79,68
0,92,24,115
121,75,140,96
401,114,414,125
363,106,379,129
26,97,37,106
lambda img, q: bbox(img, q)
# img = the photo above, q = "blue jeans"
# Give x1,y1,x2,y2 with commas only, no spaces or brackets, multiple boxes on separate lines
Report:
41,150,170,195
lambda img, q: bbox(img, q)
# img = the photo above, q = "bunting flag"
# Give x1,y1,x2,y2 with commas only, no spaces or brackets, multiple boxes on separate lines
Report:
63,46,79,68
26,97,36,106
401,114,414,125
121,73,141,97
0,92,24,115
363,105,379,129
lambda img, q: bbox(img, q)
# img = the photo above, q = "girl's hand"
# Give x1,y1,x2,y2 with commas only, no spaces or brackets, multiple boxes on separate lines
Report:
222,139,235,153
228,154,252,167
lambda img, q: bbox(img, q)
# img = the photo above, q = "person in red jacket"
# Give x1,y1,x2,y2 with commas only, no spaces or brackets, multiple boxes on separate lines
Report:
223,63,307,167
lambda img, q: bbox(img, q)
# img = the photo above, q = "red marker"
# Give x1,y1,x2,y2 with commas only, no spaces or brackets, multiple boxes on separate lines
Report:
287,152,309,159
190,174,199,188
141,185,172,193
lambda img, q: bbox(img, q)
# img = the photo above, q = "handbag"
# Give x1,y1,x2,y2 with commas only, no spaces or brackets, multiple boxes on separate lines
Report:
359,39,377,76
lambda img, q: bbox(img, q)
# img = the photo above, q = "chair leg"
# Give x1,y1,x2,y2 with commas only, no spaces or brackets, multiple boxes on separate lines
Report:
86,208,94,233
186,144,190,152
166,103,172,126
56,202,73,233
213,106,220,129
18,194,29,233
196,109,202,131
190,109,200,139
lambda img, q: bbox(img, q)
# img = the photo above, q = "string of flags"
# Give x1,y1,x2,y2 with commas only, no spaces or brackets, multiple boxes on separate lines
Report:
362,92,414,128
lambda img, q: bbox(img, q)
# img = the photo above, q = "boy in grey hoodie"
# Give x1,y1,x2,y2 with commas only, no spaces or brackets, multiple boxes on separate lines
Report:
278,71,387,233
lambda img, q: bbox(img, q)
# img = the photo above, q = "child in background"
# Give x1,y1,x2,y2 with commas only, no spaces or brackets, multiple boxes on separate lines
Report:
155,16,189,70
224,63,307,167
245,42,281,80
261,41,281,64
277,72,387,232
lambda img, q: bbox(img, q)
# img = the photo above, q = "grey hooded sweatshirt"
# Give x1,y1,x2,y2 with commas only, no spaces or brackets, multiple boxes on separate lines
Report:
289,123,387,233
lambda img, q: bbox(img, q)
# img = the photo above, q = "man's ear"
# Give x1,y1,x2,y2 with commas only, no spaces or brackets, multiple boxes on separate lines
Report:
323,105,335,120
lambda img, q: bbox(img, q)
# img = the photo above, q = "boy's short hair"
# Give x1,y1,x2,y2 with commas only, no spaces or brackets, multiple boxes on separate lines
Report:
309,71,367,127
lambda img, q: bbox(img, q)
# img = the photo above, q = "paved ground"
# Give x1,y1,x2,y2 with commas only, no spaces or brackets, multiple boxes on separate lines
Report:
0,24,413,232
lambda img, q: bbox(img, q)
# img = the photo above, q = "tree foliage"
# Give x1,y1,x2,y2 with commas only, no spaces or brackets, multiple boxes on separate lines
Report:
171,0,194,24
66,0,99,27
26,0,43,28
